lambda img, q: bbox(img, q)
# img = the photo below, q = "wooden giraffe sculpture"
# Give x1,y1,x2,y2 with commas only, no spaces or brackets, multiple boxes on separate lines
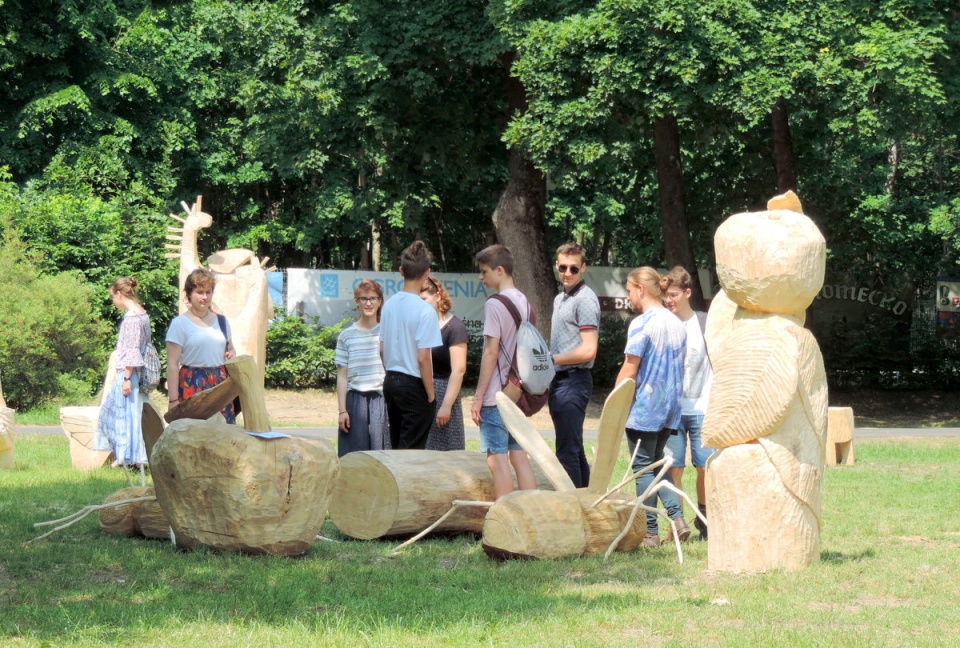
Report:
164,195,274,385
164,196,214,314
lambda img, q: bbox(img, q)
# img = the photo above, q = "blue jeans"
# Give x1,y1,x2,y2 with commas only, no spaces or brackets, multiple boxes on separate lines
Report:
626,428,682,534
665,414,714,468
479,405,522,454
548,368,592,488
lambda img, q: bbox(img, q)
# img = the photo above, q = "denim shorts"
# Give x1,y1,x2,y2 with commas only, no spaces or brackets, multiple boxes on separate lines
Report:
664,413,714,468
479,405,522,454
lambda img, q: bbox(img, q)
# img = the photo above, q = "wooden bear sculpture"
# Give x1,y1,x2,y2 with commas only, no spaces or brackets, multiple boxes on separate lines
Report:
702,191,828,573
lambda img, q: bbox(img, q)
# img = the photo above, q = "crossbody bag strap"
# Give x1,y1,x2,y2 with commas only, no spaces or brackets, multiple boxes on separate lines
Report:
215,313,229,353
490,294,523,385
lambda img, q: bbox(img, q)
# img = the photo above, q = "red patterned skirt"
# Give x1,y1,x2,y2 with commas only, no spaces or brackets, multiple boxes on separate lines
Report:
178,365,236,424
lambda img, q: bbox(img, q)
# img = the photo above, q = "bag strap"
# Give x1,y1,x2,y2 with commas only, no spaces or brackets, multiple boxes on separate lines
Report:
215,313,229,352
489,294,537,388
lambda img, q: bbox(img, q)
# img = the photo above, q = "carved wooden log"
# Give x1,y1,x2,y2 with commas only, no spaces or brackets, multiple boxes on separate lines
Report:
164,376,239,424
586,379,635,494
703,191,828,573
225,355,270,432
0,404,14,470
706,444,819,572
59,406,113,470
328,450,555,539
142,402,165,461
98,486,170,539
482,489,644,560
151,418,339,555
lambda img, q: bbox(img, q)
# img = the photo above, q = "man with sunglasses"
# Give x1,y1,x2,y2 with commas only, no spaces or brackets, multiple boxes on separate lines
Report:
548,243,600,487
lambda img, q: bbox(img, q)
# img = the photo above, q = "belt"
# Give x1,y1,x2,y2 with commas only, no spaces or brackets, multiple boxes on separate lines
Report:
555,367,589,376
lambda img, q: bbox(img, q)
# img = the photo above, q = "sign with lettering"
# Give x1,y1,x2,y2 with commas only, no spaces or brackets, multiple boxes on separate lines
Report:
284,268,714,335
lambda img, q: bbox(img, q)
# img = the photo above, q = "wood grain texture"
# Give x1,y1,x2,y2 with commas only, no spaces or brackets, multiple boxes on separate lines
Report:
702,324,797,449
329,450,555,539
496,392,575,492
587,379,635,494
59,406,113,470
98,486,169,539
152,419,339,555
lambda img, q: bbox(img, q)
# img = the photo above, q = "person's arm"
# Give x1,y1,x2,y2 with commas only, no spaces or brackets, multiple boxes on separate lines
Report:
166,342,182,406
471,335,500,425
336,365,350,432
417,347,435,403
615,353,641,386
436,343,467,427
552,329,599,367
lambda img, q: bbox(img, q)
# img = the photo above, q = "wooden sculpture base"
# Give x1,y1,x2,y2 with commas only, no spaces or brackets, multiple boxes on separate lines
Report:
59,406,113,470
706,444,819,573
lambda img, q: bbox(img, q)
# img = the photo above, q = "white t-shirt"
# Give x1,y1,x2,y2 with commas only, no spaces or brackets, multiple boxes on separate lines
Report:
680,313,712,415
166,313,232,368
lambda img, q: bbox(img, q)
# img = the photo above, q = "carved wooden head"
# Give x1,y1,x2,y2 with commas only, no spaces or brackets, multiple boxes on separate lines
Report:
714,193,826,314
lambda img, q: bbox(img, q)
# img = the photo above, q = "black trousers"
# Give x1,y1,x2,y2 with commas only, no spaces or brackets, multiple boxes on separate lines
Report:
383,370,434,450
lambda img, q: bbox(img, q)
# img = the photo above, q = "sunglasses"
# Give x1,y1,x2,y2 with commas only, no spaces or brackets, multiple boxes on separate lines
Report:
557,264,581,275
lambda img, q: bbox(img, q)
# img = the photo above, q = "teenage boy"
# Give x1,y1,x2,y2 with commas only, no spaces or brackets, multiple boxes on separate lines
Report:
548,242,600,488
470,244,538,498
380,241,442,449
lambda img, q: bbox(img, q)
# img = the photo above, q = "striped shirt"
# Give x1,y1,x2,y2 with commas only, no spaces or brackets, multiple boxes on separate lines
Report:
335,323,385,393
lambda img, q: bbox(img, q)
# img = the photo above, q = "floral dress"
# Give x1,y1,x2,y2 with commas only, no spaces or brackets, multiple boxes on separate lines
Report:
95,312,151,466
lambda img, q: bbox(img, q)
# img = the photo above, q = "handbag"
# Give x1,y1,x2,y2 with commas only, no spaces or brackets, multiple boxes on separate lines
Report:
139,341,162,392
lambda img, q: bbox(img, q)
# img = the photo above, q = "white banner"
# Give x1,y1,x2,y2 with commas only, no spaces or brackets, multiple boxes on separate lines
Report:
286,268,713,336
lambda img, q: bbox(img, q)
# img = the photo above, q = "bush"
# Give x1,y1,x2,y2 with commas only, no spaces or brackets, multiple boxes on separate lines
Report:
0,229,109,410
265,310,347,388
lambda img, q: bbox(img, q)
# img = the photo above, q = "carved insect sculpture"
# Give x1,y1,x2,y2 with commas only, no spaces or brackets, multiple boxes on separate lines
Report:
394,380,705,562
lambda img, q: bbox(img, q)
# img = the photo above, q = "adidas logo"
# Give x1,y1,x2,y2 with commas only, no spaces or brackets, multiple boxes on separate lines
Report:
533,346,550,363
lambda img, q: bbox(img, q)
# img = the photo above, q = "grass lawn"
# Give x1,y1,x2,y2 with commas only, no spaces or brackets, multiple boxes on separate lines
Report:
2,435,960,647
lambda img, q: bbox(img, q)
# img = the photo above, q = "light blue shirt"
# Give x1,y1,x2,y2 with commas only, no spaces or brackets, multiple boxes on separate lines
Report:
624,307,686,432
379,291,442,377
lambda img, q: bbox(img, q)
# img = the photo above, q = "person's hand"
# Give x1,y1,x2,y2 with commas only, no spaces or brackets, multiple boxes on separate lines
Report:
436,404,451,427
121,379,132,397
224,349,236,360
338,411,350,433
470,400,482,426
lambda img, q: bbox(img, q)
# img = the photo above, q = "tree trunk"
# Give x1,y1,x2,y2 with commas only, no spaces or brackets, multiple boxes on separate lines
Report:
653,114,705,309
492,55,554,338
772,98,798,193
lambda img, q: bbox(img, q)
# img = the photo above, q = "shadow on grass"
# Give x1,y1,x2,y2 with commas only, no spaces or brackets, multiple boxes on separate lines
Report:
821,548,876,564
1,440,696,643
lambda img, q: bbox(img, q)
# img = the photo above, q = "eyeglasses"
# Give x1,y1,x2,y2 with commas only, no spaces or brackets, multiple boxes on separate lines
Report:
356,297,380,304
557,264,581,275
663,292,684,301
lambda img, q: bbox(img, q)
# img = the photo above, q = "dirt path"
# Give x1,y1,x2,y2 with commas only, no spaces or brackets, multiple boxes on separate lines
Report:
264,386,960,429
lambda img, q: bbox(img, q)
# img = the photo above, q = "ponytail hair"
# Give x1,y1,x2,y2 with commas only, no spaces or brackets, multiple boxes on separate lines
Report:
627,266,664,299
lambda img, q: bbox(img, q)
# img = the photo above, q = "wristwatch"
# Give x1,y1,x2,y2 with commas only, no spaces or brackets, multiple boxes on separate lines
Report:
123,376,131,382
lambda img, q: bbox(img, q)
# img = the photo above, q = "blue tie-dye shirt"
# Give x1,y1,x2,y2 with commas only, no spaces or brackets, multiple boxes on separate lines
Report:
624,307,686,432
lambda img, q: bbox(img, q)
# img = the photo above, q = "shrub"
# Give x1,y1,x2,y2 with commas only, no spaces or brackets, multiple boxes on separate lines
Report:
592,314,630,388
0,229,109,410
265,309,347,388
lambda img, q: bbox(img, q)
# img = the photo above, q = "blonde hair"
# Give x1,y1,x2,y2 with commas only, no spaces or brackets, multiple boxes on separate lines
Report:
627,266,666,299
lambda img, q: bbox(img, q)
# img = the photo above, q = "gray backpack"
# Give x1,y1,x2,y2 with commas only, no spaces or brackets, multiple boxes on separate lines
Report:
491,294,555,396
